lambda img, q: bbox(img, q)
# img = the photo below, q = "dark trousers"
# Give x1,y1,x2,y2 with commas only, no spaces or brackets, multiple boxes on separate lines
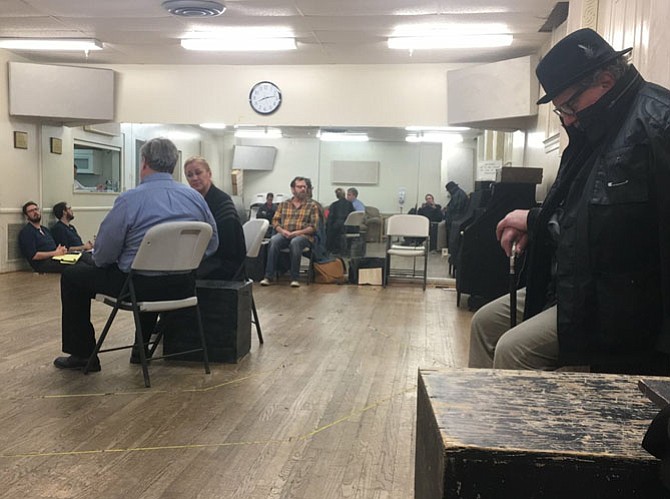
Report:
60,264,195,358
31,251,95,274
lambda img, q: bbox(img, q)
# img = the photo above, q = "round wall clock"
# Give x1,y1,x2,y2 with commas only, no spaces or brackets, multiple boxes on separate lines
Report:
249,81,282,115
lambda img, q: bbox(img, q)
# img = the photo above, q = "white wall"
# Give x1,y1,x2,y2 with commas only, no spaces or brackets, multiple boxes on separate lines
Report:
111,64,457,127
239,138,444,214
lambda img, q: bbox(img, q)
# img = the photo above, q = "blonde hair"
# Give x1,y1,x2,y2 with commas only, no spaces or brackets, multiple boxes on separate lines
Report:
183,156,211,172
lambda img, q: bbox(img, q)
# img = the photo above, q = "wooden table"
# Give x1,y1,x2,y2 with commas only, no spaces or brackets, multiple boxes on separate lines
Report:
415,368,669,498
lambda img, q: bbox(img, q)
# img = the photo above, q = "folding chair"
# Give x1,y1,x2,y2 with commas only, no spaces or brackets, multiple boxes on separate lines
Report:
279,245,314,284
342,210,367,257
383,214,430,290
233,218,269,344
84,221,213,388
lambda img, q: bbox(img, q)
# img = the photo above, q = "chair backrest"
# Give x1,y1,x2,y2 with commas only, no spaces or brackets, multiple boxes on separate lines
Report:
243,218,270,258
365,206,381,218
344,210,366,227
386,214,429,238
131,221,213,272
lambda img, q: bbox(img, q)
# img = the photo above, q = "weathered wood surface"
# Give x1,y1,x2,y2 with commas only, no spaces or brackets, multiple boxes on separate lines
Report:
416,368,669,499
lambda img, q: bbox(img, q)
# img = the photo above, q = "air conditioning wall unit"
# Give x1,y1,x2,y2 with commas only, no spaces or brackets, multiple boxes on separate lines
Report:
447,55,539,131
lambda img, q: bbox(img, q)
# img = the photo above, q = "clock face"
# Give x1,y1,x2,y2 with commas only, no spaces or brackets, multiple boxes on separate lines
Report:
249,81,282,115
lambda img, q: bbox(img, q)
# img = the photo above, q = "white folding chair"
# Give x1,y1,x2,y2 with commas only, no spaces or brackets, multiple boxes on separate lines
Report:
384,214,430,290
236,218,269,344
84,221,213,388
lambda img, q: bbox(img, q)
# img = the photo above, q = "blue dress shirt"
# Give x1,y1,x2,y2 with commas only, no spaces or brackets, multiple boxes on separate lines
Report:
93,173,218,272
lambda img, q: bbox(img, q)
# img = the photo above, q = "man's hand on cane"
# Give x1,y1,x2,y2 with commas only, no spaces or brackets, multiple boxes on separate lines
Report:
496,209,530,257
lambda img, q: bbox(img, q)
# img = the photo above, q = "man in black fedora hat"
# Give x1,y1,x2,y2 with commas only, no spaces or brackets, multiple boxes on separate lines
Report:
469,28,670,374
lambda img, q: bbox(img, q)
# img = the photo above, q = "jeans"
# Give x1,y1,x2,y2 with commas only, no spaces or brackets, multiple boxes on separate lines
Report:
264,234,311,281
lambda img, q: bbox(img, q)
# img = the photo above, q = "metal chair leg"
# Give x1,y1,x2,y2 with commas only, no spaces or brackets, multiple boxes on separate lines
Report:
251,294,264,344
194,305,210,374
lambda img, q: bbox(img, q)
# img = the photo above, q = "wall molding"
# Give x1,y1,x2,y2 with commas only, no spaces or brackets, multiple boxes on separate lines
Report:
543,133,561,154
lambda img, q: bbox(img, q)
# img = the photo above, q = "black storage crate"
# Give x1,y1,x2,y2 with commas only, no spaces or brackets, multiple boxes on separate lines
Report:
162,280,251,363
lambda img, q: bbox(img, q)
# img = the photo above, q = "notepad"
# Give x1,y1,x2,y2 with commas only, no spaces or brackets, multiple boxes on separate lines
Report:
52,253,82,265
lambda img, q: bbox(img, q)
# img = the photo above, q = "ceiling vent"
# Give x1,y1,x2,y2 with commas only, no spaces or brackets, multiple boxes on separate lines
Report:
162,0,226,17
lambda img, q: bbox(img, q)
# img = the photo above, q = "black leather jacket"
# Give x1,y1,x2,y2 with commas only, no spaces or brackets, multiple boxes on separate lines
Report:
524,66,670,368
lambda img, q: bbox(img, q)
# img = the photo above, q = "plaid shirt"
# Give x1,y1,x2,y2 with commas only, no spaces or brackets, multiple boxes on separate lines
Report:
272,198,320,242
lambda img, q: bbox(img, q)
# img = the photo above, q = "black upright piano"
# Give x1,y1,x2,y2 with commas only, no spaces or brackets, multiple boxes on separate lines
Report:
456,168,541,309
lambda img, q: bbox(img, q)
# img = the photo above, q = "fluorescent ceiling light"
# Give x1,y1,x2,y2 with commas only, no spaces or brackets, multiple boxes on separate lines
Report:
405,126,471,132
199,123,227,129
406,132,463,144
234,128,282,139
388,34,512,50
165,131,200,141
182,29,296,51
318,131,369,142
392,23,509,37
0,38,103,51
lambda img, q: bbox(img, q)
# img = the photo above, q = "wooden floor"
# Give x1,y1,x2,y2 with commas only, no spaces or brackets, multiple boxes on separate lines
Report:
0,271,472,498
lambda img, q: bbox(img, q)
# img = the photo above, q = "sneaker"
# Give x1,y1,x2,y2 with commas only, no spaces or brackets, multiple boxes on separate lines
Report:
290,280,300,288
260,278,271,286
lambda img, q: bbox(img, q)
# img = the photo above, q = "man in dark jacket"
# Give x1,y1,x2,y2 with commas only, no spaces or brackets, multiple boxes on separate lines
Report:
326,187,354,253
469,28,670,374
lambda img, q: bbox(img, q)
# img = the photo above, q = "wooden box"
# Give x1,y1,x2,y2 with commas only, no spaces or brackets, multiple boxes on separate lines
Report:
415,369,668,499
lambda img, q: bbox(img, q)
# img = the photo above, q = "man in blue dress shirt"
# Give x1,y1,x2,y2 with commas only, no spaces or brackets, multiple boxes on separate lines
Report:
54,137,218,372
346,187,365,212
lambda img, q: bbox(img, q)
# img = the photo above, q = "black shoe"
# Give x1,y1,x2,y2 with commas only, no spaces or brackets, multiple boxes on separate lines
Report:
130,346,152,364
54,355,101,372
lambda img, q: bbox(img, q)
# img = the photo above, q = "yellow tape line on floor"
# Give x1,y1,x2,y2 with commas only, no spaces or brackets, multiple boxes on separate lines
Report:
0,387,415,459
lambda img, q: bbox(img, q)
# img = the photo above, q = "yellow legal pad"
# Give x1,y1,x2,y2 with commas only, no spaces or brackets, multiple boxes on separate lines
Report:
52,253,82,265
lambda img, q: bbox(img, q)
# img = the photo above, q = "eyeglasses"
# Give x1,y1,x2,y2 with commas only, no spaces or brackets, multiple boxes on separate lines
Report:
26,206,40,213
552,85,591,118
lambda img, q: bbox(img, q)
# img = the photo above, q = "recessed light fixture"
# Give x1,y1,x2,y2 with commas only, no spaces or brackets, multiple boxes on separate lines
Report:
0,38,103,51
182,37,296,51
406,132,463,144
234,128,283,139
389,23,512,50
405,126,471,132
182,27,296,51
199,123,227,129
318,131,369,142
388,34,512,50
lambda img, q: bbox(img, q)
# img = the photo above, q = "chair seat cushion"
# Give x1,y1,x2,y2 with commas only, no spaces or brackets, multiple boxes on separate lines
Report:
95,293,198,312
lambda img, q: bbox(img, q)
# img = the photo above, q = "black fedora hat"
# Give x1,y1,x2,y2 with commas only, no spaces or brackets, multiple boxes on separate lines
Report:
536,28,632,104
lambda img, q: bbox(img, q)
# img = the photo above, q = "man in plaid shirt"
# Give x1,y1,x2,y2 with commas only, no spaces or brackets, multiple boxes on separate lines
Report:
261,176,320,288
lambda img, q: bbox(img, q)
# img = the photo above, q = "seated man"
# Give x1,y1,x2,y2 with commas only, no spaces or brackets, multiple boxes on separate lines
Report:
51,201,93,252
255,192,276,238
18,201,68,273
260,176,320,288
417,194,443,223
346,187,365,212
53,137,218,372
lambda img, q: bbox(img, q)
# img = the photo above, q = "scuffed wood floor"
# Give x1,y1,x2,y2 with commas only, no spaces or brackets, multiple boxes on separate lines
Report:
0,272,472,498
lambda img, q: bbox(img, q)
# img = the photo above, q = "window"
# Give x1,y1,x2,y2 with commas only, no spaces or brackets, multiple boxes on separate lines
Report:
74,140,122,193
